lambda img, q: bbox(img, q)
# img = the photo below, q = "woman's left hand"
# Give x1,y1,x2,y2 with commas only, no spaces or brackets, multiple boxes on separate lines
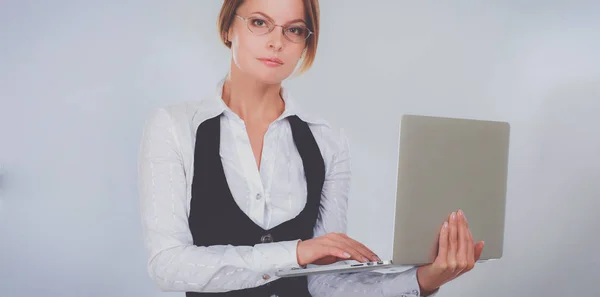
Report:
416,209,485,295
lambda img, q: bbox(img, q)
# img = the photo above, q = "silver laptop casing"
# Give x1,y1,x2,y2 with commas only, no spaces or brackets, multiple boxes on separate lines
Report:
392,114,509,266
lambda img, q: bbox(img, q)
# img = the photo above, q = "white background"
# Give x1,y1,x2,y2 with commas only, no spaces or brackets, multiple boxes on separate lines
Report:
1,1,599,296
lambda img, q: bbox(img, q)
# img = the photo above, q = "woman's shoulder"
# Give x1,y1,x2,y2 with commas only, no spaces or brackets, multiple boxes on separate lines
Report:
144,95,223,130
153,98,218,122
140,97,225,154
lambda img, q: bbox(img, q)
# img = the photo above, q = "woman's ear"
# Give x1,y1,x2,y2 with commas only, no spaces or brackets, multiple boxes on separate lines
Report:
227,27,234,43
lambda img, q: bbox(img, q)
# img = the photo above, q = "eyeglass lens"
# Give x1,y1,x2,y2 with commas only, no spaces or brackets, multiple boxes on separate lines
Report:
245,16,310,42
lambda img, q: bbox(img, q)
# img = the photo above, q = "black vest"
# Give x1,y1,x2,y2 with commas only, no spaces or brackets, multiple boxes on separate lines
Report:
187,114,325,297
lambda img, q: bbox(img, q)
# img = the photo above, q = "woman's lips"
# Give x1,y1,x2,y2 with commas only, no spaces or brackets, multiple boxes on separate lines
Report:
258,57,284,67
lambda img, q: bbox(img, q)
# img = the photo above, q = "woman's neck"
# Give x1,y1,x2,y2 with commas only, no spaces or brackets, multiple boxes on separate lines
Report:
221,67,285,124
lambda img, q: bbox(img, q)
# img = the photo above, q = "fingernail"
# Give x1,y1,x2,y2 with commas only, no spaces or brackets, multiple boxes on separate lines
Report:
458,209,463,216
343,252,351,258
375,256,381,261
443,222,448,228
451,212,456,220
362,257,369,262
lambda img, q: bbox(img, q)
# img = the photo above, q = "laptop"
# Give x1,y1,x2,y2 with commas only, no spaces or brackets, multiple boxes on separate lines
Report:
276,114,510,277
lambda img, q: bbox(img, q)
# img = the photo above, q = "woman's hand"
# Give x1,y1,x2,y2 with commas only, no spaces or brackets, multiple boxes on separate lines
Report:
416,210,485,295
296,232,381,266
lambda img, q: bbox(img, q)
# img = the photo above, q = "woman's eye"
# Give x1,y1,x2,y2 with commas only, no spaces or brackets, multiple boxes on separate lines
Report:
288,27,306,36
251,19,267,27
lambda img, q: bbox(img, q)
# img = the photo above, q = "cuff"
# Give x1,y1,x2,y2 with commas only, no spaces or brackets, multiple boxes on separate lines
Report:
253,239,302,272
383,267,430,297
406,267,424,297
411,267,440,297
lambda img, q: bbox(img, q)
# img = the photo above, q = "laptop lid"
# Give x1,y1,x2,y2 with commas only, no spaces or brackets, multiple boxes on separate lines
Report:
391,114,510,266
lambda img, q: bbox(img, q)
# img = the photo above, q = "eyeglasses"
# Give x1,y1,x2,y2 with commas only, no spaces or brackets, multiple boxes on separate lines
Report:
235,14,313,43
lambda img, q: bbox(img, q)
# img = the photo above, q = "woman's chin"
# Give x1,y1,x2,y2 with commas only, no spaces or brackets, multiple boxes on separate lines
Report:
253,70,291,85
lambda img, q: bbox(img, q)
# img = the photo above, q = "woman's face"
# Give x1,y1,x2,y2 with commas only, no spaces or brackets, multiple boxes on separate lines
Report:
228,0,308,84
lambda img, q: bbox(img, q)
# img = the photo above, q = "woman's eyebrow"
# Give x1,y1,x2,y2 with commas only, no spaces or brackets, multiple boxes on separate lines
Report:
249,11,307,24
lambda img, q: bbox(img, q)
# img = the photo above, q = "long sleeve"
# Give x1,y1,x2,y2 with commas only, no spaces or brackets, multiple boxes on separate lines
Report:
137,108,302,292
307,129,436,297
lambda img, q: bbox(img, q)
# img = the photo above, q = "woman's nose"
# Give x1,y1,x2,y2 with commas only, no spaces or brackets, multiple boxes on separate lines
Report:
267,26,285,51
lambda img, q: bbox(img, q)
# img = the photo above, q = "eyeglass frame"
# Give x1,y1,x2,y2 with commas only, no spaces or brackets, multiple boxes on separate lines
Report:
234,14,313,43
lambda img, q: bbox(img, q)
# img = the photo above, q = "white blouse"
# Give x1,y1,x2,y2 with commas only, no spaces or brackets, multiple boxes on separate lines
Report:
137,80,430,297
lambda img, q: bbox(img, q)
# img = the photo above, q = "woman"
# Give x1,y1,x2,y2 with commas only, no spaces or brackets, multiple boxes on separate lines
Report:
138,0,485,296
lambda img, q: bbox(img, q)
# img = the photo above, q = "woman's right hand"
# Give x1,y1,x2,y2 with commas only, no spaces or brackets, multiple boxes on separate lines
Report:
416,210,485,295
296,232,381,266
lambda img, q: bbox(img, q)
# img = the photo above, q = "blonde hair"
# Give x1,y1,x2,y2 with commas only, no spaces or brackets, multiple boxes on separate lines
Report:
217,0,320,73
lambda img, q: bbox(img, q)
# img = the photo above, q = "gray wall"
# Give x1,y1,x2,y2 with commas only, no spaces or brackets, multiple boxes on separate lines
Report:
1,1,599,296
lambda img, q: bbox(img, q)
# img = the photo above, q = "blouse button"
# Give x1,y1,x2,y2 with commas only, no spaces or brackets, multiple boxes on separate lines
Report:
261,234,273,243
262,274,270,280
255,193,262,200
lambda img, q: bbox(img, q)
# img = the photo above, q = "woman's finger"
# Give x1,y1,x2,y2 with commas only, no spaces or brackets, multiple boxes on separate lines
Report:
455,210,468,275
324,235,369,263
344,236,381,262
434,220,449,273
325,245,353,261
340,240,371,263
474,241,485,261
465,215,475,272
447,211,458,273
313,255,341,265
